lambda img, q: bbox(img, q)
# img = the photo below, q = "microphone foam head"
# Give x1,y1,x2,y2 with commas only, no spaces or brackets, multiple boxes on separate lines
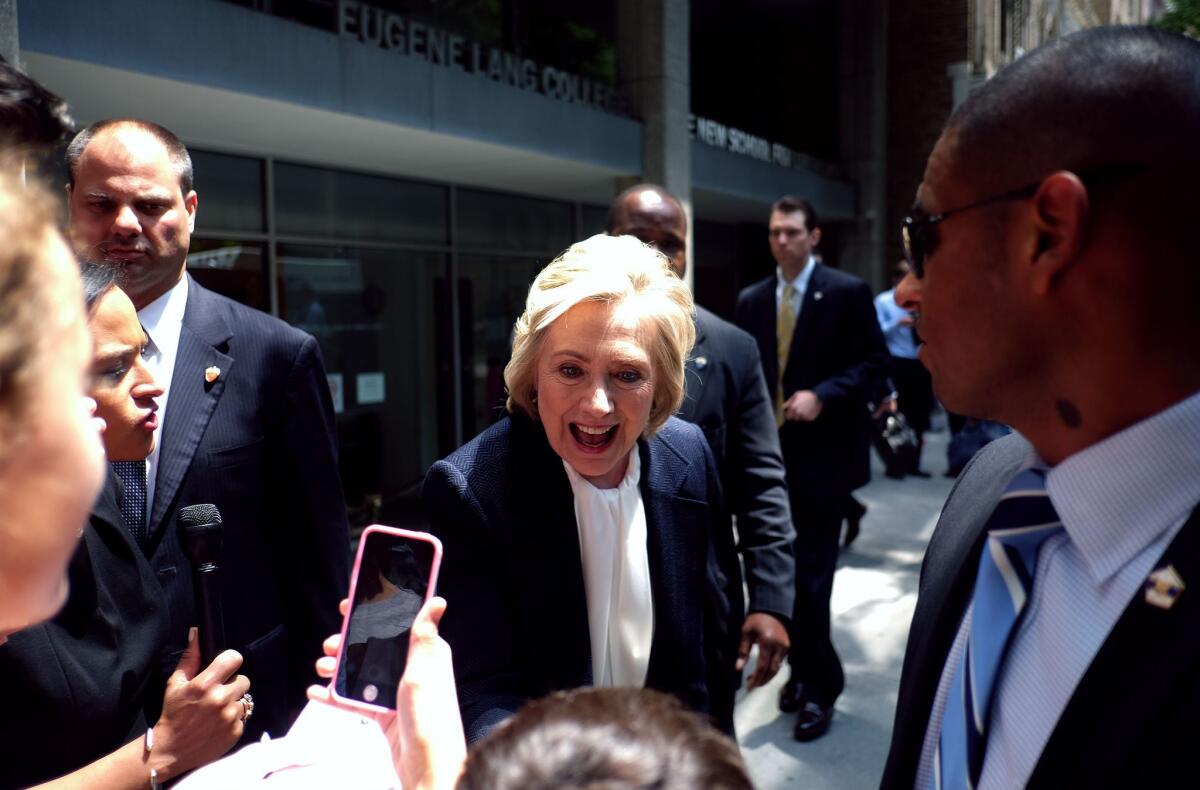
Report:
178,504,222,528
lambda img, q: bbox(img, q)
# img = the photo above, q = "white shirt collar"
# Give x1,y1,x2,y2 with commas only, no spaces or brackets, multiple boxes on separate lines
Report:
138,272,190,351
1035,390,1200,584
777,256,816,292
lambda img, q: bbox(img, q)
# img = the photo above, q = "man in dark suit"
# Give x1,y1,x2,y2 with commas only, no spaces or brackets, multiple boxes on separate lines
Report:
736,196,887,741
607,184,795,734
66,119,350,740
880,27,1200,788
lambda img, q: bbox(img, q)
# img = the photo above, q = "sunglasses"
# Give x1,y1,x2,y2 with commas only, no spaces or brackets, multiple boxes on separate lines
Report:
900,184,1038,278
901,165,1147,278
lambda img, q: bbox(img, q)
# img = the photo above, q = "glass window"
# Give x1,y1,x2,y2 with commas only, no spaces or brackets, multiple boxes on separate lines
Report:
274,163,448,245
278,244,448,527
580,203,609,238
456,188,574,253
191,150,265,233
457,253,549,439
188,239,269,312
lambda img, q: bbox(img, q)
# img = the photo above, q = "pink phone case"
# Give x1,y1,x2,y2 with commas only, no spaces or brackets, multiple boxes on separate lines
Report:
329,524,443,715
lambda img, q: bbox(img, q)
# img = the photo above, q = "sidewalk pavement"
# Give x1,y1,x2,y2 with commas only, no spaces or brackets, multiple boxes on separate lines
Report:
736,426,957,789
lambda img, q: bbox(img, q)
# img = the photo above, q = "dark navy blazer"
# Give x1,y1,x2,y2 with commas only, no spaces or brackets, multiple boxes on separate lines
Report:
423,414,721,743
143,276,350,740
735,264,888,496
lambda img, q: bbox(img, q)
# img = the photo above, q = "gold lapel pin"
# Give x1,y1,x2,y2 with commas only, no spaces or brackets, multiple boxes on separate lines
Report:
205,366,221,384
1144,564,1185,610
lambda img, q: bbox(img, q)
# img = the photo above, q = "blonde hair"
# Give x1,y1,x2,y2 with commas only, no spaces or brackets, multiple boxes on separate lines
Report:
505,234,695,437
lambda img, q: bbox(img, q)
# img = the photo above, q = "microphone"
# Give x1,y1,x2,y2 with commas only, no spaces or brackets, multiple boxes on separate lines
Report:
177,504,226,665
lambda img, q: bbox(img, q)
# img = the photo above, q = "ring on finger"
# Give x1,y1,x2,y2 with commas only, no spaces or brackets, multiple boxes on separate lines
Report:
239,693,255,722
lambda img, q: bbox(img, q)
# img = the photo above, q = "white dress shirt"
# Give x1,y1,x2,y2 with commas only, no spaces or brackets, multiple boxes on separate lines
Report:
564,449,654,688
136,274,190,521
916,390,1200,788
775,256,816,321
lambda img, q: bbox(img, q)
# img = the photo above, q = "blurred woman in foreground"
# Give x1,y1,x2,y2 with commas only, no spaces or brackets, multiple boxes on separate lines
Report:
0,255,250,788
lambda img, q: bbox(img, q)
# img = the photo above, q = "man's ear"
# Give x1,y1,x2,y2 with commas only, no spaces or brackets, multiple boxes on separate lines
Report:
1026,171,1088,296
810,227,822,247
185,190,198,234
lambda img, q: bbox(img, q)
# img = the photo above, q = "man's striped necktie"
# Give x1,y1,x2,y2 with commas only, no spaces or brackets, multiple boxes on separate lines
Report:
934,468,1064,789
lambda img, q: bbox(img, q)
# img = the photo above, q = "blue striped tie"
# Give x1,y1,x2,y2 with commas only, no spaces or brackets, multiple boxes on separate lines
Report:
934,469,1063,789
111,460,148,548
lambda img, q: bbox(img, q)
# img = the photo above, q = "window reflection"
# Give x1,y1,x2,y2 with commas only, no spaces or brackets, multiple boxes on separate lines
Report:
188,240,268,312
458,254,547,439
279,245,448,527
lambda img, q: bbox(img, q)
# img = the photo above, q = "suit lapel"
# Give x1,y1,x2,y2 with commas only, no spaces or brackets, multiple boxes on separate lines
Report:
149,280,233,537
1031,505,1200,784
680,313,710,422
639,432,706,681
508,418,593,686
783,263,825,377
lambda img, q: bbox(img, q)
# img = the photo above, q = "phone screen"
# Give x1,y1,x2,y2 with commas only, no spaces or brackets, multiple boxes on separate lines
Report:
334,530,437,709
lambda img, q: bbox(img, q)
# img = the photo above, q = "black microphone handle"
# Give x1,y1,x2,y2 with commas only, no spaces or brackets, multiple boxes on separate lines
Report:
192,566,226,665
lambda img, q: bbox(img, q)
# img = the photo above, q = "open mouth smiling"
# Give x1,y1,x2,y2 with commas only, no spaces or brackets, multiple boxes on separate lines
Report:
570,423,618,451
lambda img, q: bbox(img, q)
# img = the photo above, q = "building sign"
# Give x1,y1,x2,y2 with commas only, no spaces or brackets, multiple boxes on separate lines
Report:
338,1,624,115
688,114,844,179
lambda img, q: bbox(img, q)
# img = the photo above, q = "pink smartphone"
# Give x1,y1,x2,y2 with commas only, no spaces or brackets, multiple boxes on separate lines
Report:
330,525,443,714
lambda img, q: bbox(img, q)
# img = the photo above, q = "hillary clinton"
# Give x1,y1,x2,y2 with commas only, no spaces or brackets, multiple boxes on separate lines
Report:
423,234,727,742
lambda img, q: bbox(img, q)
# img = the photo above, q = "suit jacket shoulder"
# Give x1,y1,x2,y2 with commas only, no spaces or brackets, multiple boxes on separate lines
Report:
882,432,1031,788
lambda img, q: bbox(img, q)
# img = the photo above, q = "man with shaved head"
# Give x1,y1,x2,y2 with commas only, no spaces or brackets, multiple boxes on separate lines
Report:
882,27,1200,787
608,184,795,736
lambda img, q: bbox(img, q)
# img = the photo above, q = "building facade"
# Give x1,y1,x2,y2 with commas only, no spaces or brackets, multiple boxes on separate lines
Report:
10,0,889,524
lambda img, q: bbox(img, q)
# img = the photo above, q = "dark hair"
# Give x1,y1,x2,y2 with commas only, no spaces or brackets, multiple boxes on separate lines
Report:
948,27,1200,198
606,183,682,233
456,688,752,790
79,262,120,313
66,119,194,194
771,195,818,231
0,57,74,149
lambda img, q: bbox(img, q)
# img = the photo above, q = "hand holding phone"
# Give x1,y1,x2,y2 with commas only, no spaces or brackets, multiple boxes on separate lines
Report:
330,526,443,715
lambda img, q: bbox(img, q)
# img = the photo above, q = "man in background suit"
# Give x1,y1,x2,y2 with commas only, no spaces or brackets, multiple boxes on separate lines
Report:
736,196,887,741
880,27,1200,788
66,119,350,740
608,184,795,734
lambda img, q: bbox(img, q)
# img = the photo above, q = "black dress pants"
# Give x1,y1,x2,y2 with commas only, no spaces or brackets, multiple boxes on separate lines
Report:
786,494,846,706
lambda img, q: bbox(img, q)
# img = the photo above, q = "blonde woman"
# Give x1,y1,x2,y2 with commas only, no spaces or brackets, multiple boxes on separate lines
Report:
423,234,726,743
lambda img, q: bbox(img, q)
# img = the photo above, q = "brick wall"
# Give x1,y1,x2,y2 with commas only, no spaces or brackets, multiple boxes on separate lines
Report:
885,1,969,264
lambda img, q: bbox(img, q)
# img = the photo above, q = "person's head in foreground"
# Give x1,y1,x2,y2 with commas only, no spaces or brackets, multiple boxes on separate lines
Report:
0,173,106,637
895,26,1200,464
504,233,695,488
66,119,197,311
80,263,163,461
0,56,74,154
457,687,753,790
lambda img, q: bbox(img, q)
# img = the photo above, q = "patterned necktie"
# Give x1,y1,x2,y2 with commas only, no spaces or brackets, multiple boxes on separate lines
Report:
934,468,1063,789
775,282,798,427
112,460,148,547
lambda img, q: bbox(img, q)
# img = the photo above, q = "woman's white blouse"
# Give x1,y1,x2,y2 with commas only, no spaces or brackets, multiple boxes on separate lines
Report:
563,449,655,688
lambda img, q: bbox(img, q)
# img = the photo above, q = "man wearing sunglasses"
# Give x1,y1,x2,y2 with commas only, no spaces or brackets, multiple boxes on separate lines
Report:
881,26,1200,789
735,196,888,741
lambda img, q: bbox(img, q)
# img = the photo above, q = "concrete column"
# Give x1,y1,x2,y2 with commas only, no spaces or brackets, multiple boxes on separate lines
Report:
0,0,18,66
616,0,693,290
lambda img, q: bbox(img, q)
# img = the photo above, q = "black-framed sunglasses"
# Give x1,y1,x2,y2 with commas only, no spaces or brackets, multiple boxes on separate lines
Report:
900,183,1038,278
901,165,1148,278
